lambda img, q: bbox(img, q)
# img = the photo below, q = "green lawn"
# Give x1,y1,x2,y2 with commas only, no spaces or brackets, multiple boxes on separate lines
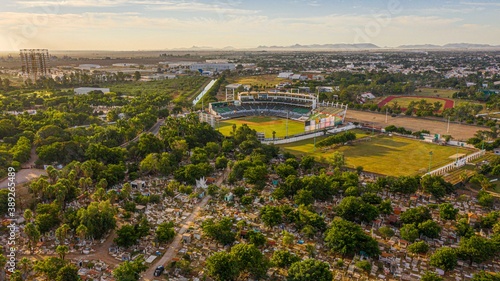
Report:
280,134,473,176
387,97,454,109
218,117,305,138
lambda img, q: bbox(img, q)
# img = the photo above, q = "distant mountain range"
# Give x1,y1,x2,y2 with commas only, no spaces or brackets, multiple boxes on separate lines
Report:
256,43,380,50
166,43,500,51
397,43,500,49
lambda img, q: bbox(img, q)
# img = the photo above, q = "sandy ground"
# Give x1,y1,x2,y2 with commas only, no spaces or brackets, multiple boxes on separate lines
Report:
345,110,482,141
0,169,47,189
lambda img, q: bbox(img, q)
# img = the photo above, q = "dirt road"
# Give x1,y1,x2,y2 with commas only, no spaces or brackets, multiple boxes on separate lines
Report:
143,195,212,280
345,110,482,141
0,168,46,189
143,169,228,280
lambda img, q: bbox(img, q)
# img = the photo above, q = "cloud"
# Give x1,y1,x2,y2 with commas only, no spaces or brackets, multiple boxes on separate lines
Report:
15,0,130,8
143,1,260,15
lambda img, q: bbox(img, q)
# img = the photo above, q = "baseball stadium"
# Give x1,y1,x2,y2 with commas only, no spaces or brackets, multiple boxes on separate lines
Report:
205,90,349,140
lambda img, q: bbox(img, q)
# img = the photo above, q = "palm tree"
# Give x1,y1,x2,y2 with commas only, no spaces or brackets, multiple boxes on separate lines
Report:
272,131,276,141
18,257,33,279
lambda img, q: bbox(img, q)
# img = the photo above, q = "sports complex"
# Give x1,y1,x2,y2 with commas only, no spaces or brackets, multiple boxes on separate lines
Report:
199,87,480,177
207,90,348,140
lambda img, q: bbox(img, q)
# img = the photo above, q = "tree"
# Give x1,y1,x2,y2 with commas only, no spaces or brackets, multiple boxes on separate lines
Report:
421,175,453,199
133,71,141,81
287,259,333,281
282,230,294,246
247,230,266,247
418,220,442,239
56,264,81,281
76,224,88,241
294,189,314,206
260,206,283,227
300,155,316,171
112,255,148,281
156,221,175,244
457,235,496,265
0,254,7,280
471,271,500,281
421,271,444,281
202,217,236,245
330,151,345,169
456,218,475,238
477,191,495,208
114,224,139,248
276,164,297,179
55,224,71,243
378,226,395,239
18,257,33,279
56,245,69,260
400,206,432,225
408,241,430,254
206,251,239,281
355,260,372,273
400,224,420,242
215,155,228,170
230,243,269,279
378,199,393,215
25,222,41,254
429,247,457,272
271,250,301,268
34,257,65,280
324,218,380,257
336,196,379,223
439,203,459,220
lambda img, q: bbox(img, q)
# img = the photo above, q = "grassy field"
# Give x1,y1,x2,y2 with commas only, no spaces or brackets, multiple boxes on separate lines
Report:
280,133,473,176
382,96,454,109
218,117,304,138
228,75,287,88
415,88,457,98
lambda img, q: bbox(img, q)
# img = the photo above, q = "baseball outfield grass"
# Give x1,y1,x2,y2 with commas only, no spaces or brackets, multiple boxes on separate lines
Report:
280,133,473,176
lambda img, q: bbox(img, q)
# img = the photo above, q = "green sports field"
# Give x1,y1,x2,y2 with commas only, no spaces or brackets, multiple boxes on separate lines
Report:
280,133,473,176
218,117,305,139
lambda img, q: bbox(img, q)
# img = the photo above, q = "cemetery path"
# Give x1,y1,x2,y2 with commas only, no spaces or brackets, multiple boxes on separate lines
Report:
143,168,229,280
143,195,212,280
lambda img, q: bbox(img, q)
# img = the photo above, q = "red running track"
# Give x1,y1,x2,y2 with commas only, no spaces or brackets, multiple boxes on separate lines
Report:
378,96,455,110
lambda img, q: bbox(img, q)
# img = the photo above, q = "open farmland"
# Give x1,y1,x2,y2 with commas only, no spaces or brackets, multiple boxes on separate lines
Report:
228,75,287,88
280,133,474,176
218,116,304,138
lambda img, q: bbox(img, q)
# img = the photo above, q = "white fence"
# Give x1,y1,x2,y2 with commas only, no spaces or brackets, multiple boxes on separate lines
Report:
425,150,486,177
192,79,217,105
262,124,358,145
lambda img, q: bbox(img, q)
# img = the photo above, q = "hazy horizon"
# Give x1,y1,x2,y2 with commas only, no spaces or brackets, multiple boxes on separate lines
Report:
1,0,500,51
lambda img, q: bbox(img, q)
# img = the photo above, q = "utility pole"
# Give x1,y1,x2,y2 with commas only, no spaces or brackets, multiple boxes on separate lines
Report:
385,108,388,123
447,116,450,133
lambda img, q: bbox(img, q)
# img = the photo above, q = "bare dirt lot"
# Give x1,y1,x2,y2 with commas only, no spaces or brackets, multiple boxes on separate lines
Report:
346,110,482,141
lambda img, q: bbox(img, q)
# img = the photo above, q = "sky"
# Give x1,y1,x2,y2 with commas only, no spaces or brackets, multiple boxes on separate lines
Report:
0,0,500,51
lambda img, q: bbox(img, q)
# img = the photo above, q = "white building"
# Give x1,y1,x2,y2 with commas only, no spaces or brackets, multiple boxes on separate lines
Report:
189,63,235,72
278,72,294,78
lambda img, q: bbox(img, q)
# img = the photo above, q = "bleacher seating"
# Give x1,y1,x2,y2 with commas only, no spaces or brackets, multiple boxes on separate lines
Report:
216,102,311,120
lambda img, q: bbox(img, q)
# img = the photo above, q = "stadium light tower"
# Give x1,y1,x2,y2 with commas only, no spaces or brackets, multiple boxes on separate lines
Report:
20,49,50,81
428,151,433,173
286,111,289,138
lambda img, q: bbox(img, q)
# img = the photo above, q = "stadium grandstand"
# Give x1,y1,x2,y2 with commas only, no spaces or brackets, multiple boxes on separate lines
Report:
209,91,317,120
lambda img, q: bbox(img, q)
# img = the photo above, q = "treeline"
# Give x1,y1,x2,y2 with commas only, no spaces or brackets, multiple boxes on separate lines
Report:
316,132,356,148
